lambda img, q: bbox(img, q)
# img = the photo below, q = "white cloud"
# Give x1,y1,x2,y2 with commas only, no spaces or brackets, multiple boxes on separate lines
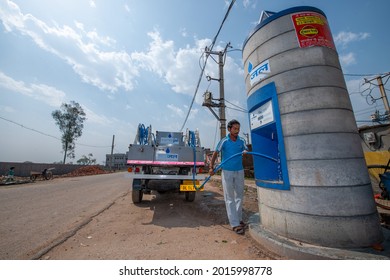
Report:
180,27,188,38
82,105,112,126
167,104,184,117
75,21,116,47
334,31,370,48
242,0,256,9
0,1,139,93
333,31,370,70
0,71,66,107
0,1,245,119
131,30,176,77
0,105,15,113
167,104,198,120
131,30,213,95
339,52,356,66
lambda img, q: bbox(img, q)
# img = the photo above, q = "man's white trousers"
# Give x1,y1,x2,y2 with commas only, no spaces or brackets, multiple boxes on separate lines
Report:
221,170,244,228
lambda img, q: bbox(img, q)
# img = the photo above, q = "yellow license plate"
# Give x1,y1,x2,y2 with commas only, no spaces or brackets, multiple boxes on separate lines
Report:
180,184,204,191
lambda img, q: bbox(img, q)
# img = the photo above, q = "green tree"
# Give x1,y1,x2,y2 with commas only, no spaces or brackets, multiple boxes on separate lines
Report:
77,153,97,165
52,101,86,164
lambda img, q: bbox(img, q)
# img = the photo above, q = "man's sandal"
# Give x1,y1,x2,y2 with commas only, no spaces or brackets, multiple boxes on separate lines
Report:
240,221,248,229
232,225,245,235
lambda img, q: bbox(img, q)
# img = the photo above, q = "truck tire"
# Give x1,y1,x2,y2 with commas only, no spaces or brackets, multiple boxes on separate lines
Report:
132,190,143,203
185,191,196,202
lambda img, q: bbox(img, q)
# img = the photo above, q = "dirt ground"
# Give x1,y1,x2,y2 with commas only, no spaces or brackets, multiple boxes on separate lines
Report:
39,176,281,260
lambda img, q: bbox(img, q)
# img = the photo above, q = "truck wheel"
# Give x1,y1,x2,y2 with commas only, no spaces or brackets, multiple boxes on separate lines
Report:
185,191,196,202
132,190,143,203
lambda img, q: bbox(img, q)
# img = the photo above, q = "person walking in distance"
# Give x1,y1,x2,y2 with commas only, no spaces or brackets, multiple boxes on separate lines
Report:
6,166,15,183
209,119,248,235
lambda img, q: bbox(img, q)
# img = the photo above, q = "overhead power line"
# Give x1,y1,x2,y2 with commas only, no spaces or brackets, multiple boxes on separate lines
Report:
344,72,389,77
0,115,61,141
179,0,236,131
225,98,247,113
0,115,111,148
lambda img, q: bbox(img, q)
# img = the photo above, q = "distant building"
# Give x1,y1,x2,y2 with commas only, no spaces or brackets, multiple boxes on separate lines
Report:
106,153,127,170
358,123,390,165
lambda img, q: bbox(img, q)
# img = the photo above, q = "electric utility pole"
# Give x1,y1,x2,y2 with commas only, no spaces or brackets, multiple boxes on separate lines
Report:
376,75,390,113
110,134,115,170
364,73,390,122
202,43,230,140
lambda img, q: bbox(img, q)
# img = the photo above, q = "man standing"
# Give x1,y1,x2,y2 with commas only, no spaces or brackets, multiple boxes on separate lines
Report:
209,119,248,235
6,166,15,183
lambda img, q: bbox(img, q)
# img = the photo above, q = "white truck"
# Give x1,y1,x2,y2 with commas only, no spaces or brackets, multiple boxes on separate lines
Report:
126,124,206,203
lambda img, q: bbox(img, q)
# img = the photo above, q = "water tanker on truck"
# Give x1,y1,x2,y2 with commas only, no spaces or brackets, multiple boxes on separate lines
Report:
126,124,206,203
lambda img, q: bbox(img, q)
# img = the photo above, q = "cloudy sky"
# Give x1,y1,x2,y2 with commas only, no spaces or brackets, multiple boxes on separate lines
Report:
1,0,389,164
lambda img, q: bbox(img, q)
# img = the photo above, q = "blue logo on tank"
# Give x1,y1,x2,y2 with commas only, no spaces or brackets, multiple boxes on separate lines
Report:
248,62,253,73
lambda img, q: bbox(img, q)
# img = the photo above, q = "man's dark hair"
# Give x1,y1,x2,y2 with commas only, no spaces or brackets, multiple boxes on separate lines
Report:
227,119,240,129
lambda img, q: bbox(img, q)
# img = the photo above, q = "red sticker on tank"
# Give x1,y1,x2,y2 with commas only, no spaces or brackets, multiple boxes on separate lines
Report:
292,12,336,50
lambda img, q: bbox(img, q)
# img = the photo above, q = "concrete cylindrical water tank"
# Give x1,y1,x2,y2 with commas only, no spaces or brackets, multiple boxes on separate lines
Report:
242,6,383,247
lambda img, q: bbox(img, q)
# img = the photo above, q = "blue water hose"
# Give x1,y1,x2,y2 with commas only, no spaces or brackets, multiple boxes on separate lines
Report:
195,151,278,191
138,124,149,145
188,131,197,186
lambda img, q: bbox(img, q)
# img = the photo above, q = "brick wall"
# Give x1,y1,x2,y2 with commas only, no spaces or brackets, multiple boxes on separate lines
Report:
0,162,100,178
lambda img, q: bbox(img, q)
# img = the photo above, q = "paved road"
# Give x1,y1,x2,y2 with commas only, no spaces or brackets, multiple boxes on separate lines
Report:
0,172,130,259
